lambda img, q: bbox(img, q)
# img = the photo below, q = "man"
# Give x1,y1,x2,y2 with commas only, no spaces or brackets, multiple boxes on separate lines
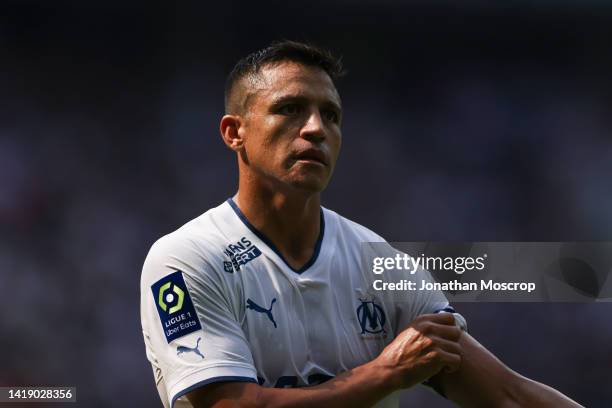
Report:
140,41,581,407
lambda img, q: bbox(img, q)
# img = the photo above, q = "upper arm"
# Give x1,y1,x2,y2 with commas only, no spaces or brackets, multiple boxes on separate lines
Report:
428,331,521,408
140,235,257,407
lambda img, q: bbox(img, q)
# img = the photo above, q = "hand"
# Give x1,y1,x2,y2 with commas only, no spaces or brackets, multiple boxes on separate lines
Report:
374,313,463,390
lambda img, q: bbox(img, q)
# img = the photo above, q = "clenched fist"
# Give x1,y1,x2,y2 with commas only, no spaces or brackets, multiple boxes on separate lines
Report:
374,312,463,390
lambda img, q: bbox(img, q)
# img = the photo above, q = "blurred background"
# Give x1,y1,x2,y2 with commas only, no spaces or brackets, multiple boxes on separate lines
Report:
1,1,611,406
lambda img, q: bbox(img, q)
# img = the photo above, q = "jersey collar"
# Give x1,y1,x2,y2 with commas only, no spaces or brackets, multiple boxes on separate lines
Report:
226,198,325,274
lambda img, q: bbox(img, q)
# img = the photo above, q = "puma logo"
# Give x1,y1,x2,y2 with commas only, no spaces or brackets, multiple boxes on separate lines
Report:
176,337,204,359
246,298,277,328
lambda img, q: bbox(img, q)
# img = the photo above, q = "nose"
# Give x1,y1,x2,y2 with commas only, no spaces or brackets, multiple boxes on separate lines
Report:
300,108,325,143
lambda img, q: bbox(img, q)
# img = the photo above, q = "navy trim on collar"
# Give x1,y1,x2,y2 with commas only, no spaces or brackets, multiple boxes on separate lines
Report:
226,198,325,274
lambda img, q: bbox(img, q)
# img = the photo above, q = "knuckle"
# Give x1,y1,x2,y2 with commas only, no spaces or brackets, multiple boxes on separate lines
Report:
416,314,433,323
420,336,433,348
403,326,419,339
412,315,426,326
441,314,454,325
420,321,433,334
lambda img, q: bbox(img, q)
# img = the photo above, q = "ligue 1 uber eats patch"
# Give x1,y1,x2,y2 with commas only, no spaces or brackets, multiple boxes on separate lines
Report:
152,270,202,343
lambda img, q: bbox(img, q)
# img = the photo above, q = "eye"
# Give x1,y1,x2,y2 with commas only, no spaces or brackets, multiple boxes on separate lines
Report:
322,109,339,123
278,104,301,116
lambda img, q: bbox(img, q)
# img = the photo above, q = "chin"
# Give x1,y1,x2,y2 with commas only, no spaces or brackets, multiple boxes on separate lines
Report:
282,168,331,193
288,176,329,194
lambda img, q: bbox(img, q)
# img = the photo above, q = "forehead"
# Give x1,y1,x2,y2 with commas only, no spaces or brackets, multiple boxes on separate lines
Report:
248,61,341,107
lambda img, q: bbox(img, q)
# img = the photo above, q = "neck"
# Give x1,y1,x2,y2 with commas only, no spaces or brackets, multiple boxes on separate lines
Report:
234,175,322,271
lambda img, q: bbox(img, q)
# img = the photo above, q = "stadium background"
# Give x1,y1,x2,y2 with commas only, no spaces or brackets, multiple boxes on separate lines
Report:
2,1,611,406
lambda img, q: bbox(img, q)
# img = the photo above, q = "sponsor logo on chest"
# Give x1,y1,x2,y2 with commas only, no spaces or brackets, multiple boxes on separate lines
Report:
223,236,262,273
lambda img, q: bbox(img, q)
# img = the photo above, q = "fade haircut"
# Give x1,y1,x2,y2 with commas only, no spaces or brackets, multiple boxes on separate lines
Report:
224,40,344,115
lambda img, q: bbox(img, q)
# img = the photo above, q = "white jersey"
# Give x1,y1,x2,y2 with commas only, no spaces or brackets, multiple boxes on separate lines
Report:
140,199,463,408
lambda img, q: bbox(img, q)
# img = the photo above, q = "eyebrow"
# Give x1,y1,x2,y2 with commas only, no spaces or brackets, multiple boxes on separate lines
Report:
269,94,342,113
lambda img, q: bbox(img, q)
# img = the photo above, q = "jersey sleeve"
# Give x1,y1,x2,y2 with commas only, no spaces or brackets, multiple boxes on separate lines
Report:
140,234,257,408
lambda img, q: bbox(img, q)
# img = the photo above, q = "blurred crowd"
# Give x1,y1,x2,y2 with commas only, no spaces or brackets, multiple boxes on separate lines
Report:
1,2,611,406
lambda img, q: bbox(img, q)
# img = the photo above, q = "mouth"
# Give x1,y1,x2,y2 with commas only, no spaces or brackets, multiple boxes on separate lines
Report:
292,149,328,167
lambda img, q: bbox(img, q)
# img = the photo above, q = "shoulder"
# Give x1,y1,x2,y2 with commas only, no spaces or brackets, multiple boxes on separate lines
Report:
322,206,387,244
141,202,232,287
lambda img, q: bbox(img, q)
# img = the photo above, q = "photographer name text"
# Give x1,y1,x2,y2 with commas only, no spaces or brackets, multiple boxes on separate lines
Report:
373,279,536,292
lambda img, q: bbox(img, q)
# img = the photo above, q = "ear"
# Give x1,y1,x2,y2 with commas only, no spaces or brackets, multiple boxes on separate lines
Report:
220,115,245,151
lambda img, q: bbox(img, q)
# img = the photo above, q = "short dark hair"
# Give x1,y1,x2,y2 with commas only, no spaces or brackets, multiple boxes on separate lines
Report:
224,40,344,114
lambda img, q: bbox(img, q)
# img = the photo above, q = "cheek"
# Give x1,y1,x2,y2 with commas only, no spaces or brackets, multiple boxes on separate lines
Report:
248,122,293,161
263,120,298,148
329,132,342,158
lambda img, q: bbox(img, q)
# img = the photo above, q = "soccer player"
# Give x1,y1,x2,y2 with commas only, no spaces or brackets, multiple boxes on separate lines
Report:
140,41,581,407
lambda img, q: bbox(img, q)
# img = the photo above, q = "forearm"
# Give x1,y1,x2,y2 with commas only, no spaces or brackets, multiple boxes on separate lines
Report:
190,313,463,408
504,376,583,408
255,360,397,408
190,359,399,408
433,333,583,408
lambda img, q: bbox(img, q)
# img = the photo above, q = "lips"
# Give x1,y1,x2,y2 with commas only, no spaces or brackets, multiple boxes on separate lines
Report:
293,149,328,166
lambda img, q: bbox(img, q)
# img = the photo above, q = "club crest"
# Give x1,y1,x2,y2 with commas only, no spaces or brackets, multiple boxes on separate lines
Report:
355,290,387,339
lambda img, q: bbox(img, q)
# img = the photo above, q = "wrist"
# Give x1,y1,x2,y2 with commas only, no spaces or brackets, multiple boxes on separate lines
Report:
367,356,402,393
